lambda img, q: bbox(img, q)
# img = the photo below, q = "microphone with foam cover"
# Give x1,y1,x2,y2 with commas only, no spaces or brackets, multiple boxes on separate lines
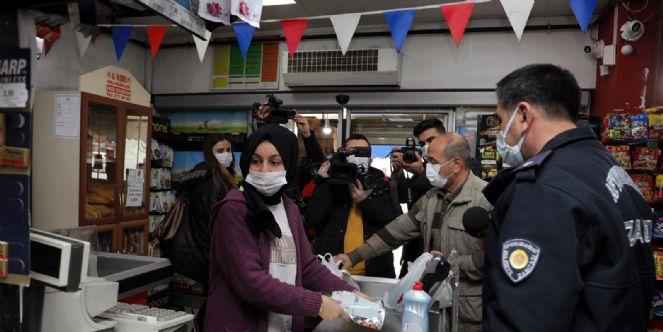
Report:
463,207,491,238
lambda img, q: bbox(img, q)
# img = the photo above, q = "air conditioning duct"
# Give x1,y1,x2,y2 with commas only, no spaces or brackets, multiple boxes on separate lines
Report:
281,48,400,87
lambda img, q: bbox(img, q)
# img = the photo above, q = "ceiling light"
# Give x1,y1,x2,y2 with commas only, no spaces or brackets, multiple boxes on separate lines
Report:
263,0,296,6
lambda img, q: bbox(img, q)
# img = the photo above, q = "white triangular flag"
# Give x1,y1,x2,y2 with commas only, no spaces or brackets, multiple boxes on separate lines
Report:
75,31,92,58
330,13,361,55
193,30,213,63
499,0,534,41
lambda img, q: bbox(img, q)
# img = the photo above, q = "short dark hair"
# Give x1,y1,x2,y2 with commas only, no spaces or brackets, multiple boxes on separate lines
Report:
345,134,371,153
413,119,446,137
496,64,581,121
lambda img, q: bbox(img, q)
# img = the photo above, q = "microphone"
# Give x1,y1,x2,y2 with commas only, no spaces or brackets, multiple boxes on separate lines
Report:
463,207,491,238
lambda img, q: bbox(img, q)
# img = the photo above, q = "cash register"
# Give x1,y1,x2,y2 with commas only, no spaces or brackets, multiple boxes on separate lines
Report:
28,228,193,332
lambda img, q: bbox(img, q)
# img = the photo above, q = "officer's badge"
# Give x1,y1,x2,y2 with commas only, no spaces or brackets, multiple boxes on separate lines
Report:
501,239,541,284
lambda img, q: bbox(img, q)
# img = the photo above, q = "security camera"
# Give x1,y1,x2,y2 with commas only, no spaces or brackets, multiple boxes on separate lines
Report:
584,40,604,58
336,95,350,105
621,20,644,41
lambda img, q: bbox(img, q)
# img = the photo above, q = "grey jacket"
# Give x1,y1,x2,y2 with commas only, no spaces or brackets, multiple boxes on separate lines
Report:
349,172,492,325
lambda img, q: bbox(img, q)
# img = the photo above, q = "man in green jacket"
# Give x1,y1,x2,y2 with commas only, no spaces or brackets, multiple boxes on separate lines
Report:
337,133,491,332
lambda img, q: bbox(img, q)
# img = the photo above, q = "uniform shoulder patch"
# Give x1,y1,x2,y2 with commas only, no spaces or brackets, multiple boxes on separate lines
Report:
501,238,541,284
514,150,552,172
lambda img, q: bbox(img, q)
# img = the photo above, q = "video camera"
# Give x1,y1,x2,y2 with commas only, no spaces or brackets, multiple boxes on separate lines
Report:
393,137,422,164
328,147,378,190
253,94,295,124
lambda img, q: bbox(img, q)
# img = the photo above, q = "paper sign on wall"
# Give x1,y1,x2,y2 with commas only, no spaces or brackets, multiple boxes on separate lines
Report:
54,93,81,138
127,169,145,207
0,48,30,108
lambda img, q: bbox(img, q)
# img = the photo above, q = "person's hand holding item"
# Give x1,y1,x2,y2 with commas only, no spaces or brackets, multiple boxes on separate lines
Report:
349,180,373,203
255,105,270,121
295,114,312,138
320,295,350,321
391,148,404,171
318,161,331,178
353,290,376,302
401,151,425,175
334,253,353,269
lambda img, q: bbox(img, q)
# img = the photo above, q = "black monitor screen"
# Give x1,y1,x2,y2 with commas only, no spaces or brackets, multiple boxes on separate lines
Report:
30,241,62,279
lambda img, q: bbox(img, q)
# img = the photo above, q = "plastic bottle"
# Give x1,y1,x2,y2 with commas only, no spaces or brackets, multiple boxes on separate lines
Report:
401,281,432,332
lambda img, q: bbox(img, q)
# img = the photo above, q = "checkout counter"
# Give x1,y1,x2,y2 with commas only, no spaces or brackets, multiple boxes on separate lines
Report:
25,228,193,332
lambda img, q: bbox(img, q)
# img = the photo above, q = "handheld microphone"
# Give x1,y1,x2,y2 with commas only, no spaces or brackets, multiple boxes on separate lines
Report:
462,207,491,238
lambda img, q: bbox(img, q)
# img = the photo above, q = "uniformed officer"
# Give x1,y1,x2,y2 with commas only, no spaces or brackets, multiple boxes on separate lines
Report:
482,64,655,331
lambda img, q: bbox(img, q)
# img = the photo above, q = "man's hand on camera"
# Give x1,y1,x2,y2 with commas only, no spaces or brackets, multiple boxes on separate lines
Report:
349,179,373,203
318,161,331,178
255,105,270,121
294,114,312,138
402,152,425,175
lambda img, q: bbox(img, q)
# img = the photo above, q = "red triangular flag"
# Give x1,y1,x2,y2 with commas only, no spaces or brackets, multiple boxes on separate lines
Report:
440,2,475,47
147,26,168,58
280,19,309,57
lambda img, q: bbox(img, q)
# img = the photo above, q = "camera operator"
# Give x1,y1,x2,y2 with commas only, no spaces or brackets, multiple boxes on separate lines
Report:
390,119,446,277
305,134,402,278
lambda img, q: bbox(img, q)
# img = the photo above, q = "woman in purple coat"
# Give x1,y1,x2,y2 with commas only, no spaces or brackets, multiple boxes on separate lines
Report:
205,124,363,332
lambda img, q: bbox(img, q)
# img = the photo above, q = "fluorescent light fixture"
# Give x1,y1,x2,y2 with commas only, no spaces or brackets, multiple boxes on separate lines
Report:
263,0,296,6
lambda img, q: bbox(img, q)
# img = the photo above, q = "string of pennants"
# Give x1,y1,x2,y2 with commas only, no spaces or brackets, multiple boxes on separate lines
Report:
65,0,598,63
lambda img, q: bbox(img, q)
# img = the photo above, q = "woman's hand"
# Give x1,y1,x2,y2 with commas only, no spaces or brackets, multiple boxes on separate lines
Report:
333,253,353,269
320,295,350,321
353,290,375,302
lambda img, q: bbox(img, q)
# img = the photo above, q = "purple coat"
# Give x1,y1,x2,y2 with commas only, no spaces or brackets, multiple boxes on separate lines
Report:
205,189,355,332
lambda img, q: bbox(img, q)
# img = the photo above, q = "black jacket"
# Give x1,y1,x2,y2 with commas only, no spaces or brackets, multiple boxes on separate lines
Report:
482,128,654,331
306,167,401,278
166,172,228,290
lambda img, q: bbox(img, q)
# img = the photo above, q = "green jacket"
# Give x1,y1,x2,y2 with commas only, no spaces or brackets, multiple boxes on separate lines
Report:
349,172,492,324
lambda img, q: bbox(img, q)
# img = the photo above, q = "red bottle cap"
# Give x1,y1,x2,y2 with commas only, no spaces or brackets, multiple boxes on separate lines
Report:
413,281,423,291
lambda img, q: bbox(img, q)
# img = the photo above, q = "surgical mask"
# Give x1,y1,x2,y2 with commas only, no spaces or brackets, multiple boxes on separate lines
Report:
496,107,526,166
347,155,370,172
214,152,233,168
422,145,429,159
426,159,456,189
245,170,288,196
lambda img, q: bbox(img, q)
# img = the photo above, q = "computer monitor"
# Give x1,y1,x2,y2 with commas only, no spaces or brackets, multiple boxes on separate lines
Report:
30,229,90,291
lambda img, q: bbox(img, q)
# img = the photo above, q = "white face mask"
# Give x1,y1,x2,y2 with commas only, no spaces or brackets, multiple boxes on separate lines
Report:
347,155,370,172
214,152,233,168
496,107,526,166
245,170,288,196
426,159,456,189
421,145,429,159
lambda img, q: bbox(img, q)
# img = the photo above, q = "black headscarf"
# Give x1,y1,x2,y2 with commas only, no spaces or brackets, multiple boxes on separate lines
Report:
239,124,299,238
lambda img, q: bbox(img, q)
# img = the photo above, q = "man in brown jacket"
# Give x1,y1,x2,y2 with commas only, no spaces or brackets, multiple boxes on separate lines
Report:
337,133,491,332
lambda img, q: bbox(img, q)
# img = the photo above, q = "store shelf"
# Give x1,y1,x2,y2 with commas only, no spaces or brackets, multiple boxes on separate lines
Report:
150,188,173,192
604,138,663,145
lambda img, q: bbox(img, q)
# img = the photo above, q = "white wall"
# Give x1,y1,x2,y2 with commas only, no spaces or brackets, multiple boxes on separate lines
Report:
152,29,596,95
27,18,150,93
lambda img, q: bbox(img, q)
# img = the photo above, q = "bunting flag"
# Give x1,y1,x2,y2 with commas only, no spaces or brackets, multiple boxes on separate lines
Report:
75,31,92,58
384,10,416,53
36,25,61,56
232,0,263,28
499,0,534,41
569,0,597,32
330,13,361,55
146,26,168,58
233,22,256,59
111,26,133,61
281,19,309,57
198,0,231,25
193,30,213,63
440,2,475,47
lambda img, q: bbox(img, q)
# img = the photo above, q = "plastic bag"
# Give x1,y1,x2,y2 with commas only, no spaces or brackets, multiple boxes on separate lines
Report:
332,291,385,330
385,252,433,311
317,254,360,289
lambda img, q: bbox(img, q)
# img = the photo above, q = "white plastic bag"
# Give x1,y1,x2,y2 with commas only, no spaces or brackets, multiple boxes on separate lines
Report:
318,254,360,289
385,252,433,311
332,291,385,330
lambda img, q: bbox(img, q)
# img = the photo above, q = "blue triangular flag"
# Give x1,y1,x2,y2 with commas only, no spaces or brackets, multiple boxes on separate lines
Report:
233,22,256,59
384,10,416,53
111,26,133,61
569,0,596,32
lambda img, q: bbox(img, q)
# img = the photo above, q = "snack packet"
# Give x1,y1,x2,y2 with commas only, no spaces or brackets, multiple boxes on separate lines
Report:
606,145,632,169
631,174,653,202
332,291,385,330
653,213,663,239
631,114,649,140
633,147,660,171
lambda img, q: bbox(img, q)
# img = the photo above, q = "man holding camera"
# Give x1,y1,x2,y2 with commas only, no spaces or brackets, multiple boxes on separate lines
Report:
391,119,446,277
337,133,491,331
305,134,402,278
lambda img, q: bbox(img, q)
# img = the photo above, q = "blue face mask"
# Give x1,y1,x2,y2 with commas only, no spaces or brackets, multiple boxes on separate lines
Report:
496,107,526,166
